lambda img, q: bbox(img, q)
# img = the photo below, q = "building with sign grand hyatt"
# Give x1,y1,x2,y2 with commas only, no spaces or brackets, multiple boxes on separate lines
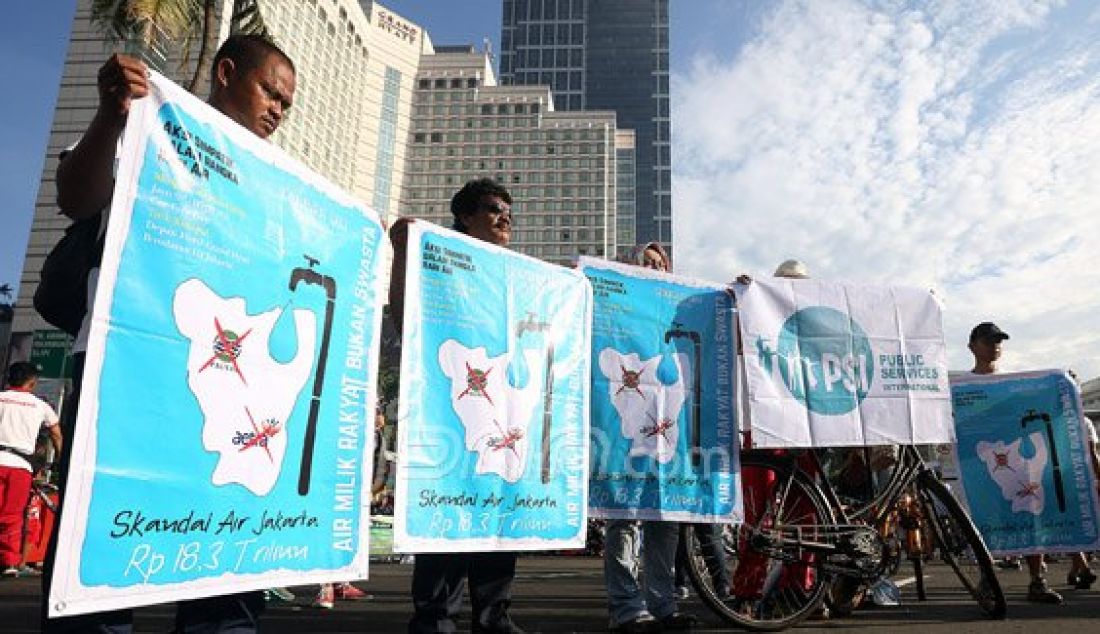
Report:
11,0,429,343
11,0,626,354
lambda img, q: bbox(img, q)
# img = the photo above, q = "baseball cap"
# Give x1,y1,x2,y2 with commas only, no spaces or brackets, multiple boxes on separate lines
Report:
969,322,1009,343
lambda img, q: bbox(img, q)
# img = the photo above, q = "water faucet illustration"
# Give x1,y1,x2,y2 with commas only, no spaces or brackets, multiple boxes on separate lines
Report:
289,254,337,496
1020,409,1065,513
516,312,554,484
665,323,702,468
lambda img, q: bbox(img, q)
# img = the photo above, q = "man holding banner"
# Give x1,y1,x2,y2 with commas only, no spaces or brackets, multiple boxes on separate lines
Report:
45,35,297,633
599,244,701,633
961,323,1080,604
389,178,526,634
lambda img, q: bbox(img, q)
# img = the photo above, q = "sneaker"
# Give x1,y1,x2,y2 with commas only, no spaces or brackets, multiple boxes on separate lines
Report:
313,584,335,609
675,584,690,599
1068,569,1097,590
16,565,42,577
658,612,699,630
2,567,19,578
997,557,1022,570
609,614,660,633
869,578,902,607
265,587,295,603
334,582,369,600
1027,578,1064,604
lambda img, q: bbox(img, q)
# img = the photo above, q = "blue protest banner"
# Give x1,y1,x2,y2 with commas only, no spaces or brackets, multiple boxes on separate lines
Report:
50,72,386,616
951,370,1100,556
394,222,591,552
578,257,741,522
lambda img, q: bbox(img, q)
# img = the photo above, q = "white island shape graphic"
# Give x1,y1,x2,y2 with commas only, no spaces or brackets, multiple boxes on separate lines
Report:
976,431,1049,515
174,278,317,495
598,349,689,464
438,339,545,482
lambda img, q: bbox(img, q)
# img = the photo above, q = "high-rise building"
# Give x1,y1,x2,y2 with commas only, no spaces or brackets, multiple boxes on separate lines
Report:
11,0,426,339
499,0,671,254
614,129,637,252
11,0,625,359
261,0,427,216
404,46,619,265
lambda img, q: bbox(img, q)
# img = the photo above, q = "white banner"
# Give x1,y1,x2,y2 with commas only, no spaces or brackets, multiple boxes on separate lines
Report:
734,278,953,447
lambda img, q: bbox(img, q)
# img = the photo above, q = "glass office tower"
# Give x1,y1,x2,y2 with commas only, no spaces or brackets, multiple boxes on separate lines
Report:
500,0,671,252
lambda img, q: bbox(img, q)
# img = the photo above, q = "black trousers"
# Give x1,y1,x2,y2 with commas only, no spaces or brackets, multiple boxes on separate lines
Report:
41,353,265,633
409,552,518,633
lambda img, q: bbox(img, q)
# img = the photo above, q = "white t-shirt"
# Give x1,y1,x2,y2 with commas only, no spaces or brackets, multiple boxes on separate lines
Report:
0,389,59,472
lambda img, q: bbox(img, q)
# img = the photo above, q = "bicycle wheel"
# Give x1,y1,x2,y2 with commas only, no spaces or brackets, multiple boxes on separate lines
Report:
915,473,1006,619
683,454,835,631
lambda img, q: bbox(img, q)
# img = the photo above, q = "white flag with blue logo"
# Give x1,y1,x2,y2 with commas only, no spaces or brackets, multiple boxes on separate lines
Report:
734,279,953,447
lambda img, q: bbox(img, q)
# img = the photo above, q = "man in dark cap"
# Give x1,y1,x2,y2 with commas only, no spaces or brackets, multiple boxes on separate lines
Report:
967,322,1009,376
967,321,1063,604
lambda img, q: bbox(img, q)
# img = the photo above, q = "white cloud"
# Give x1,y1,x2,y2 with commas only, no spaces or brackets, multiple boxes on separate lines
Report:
672,0,1100,378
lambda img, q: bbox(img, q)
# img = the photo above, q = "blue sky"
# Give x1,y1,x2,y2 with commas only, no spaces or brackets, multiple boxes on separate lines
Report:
3,1,1099,378
0,1,75,301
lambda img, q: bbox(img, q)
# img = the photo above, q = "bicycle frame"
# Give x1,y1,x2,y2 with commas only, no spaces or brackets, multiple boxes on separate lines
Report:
685,443,1006,630
739,445,934,582
816,445,927,528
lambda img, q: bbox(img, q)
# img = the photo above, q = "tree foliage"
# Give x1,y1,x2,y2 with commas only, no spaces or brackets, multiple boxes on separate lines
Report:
90,0,272,95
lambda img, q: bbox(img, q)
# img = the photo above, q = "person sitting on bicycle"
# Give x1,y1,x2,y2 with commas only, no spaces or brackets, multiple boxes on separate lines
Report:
733,261,905,612
0,362,63,578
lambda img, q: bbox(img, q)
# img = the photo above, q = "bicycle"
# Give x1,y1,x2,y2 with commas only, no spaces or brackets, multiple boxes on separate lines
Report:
681,444,1006,630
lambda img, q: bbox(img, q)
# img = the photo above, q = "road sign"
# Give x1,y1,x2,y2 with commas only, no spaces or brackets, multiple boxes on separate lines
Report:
30,329,74,379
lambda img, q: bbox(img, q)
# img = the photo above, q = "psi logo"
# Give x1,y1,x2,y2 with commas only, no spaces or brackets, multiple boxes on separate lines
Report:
757,306,874,415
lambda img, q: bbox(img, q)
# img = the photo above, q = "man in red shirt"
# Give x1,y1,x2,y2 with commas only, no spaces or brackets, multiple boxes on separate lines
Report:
0,362,63,576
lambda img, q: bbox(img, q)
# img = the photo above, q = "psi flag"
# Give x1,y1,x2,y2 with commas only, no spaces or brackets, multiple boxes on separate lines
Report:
49,72,386,616
734,278,953,447
951,370,1100,556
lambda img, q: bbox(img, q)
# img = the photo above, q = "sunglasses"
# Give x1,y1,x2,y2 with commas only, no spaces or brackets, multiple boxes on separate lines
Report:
477,201,513,217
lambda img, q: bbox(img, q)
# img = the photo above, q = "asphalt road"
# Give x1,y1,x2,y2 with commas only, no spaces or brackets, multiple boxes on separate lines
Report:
3,556,1099,632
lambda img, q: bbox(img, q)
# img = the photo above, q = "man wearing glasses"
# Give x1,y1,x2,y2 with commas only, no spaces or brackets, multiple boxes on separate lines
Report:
389,178,521,633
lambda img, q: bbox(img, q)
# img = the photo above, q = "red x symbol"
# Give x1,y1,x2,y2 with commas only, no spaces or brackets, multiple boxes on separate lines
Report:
458,362,494,405
239,406,280,462
198,317,252,385
487,419,522,458
616,365,646,398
